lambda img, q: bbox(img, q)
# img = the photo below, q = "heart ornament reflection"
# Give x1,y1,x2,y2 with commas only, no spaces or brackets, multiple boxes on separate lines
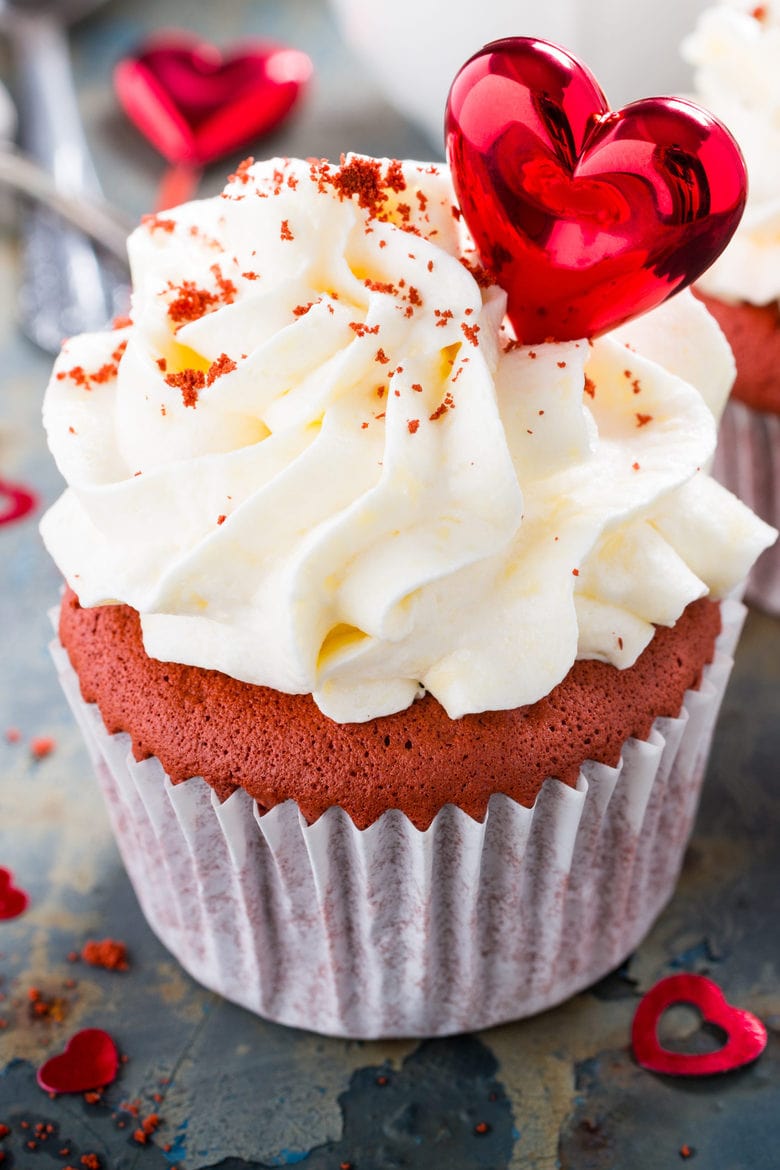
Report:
445,38,747,344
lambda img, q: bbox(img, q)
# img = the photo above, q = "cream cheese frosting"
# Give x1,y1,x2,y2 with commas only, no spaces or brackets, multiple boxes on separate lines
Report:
683,1,780,305
41,156,776,722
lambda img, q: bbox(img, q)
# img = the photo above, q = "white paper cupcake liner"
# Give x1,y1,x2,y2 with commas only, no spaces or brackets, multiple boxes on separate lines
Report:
50,600,744,1039
713,398,780,616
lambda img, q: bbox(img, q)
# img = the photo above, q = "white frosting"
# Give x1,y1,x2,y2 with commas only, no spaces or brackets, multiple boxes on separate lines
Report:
683,1,780,304
41,157,776,722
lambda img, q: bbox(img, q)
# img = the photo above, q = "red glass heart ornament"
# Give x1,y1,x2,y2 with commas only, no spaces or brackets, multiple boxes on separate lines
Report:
0,476,37,526
37,1028,119,1094
445,38,747,344
115,32,313,168
632,974,767,1076
0,867,29,919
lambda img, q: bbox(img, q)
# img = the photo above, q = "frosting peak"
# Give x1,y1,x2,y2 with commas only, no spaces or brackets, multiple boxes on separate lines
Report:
41,157,776,722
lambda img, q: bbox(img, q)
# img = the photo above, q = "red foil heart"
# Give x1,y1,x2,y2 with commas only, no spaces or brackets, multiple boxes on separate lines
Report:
37,1028,119,1094
445,38,747,344
0,476,37,526
0,867,29,919
115,32,312,167
632,974,767,1076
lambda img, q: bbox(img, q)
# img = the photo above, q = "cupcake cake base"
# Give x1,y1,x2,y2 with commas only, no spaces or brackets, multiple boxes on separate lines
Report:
51,601,743,1039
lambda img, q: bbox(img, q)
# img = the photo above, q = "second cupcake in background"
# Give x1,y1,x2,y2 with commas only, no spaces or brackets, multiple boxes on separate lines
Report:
684,1,780,615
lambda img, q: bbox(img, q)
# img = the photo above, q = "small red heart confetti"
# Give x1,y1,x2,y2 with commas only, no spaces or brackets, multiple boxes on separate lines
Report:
632,973,767,1076
0,867,29,920
115,32,312,169
445,37,747,344
0,477,37,527
37,1028,119,1094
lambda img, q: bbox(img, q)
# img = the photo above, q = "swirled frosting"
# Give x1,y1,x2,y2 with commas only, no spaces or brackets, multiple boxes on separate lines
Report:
41,157,776,722
683,1,780,304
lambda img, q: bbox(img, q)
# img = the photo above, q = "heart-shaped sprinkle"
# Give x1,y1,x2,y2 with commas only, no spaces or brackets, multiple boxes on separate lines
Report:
115,32,312,168
37,1028,119,1094
0,867,29,919
445,37,747,344
0,477,37,526
632,974,767,1076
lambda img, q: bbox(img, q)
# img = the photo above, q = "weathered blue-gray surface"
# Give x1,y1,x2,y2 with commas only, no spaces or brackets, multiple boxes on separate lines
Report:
1,3,778,1167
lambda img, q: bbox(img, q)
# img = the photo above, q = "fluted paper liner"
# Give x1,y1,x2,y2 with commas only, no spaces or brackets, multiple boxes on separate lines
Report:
713,399,780,616
51,601,744,1038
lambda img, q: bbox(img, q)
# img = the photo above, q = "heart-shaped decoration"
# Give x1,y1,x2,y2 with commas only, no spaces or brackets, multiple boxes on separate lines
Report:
0,476,37,527
115,32,312,167
632,974,767,1076
0,866,29,919
37,1028,119,1094
445,38,747,344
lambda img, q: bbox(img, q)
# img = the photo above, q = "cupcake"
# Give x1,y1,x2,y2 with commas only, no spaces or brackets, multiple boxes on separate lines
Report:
41,147,774,1038
683,1,780,614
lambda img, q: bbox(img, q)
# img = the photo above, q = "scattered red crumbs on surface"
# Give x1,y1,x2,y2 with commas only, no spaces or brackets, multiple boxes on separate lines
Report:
349,322,380,337
83,1091,101,1104
112,315,132,330
752,5,767,18
364,278,397,295
624,369,632,378
30,736,56,760
241,270,260,280
280,219,294,241
429,392,455,422
679,1146,695,1160
68,427,76,435
632,378,642,394
557,360,567,368
375,348,390,365
572,568,580,577
80,1154,100,1169
133,1113,161,1144
411,383,423,393
141,214,176,234
5,728,20,744
228,157,254,185
166,282,218,325
474,1121,491,1135
164,368,205,408
27,986,68,1021
360,421,369,429
217,514,227,526
584,376,596,398
81,939,129,971
434,308,453,327
293,300,318,317
461,321,480,346
632,462,641,471
407,419,420,434
636,412,653,427
156,358,167,371
458,256,494,288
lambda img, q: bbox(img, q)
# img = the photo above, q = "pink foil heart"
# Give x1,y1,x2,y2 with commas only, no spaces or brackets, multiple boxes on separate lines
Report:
0,867,29,919
0,476,37,526
445,37,747,344
115,32,312,168
37,1028,119,1094
632,974,767,1076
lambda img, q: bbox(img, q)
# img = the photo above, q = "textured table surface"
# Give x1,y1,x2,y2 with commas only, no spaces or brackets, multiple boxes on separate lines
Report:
1,3,779,1168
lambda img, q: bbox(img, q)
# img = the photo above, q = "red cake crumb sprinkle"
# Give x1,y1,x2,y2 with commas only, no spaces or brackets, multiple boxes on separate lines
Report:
434,309,453,327
166,282,218,325
633,461,641,471
752,5,767,18
584,376,596,398
80,1154,100,1169
31,736,56,760
228,157,254,184
429,392,455,422
164,369,205,408
461,322,480,346
112,315,132,330
636,412,653,427
349,322,380,337
557,360,567,369
206,353,237,386
83,1091,102,1105
81,939,129,971
407,419,420,434
133,1113,161,1144
141,214,176,234
375,348,390,365
632,378,642,395
280,219,294,241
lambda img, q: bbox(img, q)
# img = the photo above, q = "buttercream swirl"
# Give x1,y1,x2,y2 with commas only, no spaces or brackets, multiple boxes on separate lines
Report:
41,157,776,722
683,1,780,304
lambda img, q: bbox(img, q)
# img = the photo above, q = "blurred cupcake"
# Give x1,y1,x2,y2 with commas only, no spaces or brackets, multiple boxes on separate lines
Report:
684,1,780,614
42,156,775,1037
